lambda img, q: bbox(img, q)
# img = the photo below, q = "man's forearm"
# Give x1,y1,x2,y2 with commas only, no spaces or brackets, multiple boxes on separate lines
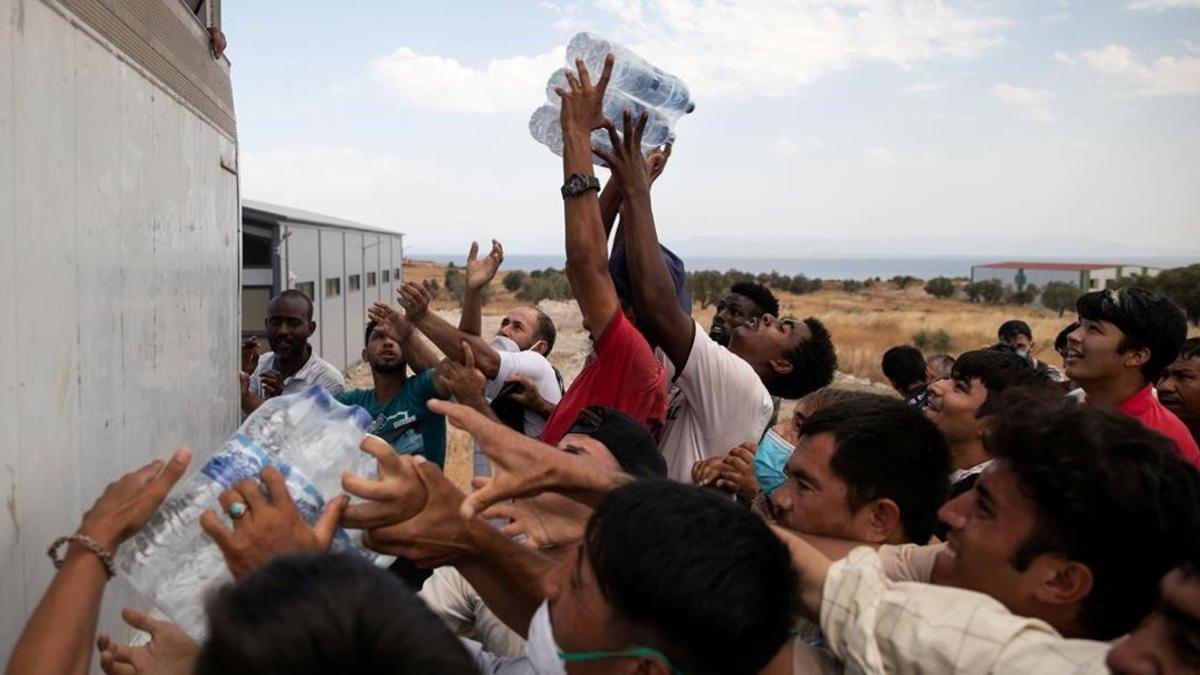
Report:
620,189,679,321
770,525,832,621
400,331,441,373
240,391,265,415
599,178,622,242
456,519,558,638
413,313,501,379
459,287,483,337
457,392,502,424
562,129,618,336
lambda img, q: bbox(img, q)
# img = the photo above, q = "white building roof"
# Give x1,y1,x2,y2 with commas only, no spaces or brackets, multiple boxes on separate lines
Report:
243,198,404,237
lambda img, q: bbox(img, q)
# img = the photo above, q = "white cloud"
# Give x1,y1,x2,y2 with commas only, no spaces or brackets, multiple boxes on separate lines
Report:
241,146,423,229
1040,11,1070,23
771,134,822,156
1077,44,1200,96
903,80,945,93
370,46,566,113
1127,0,1200,9
991,83,1056,122
862,147,898,164
1053,51,1075,65
590,0,1010,98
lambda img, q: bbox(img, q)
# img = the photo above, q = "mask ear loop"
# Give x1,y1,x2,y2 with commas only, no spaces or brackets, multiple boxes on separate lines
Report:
559,647,685,674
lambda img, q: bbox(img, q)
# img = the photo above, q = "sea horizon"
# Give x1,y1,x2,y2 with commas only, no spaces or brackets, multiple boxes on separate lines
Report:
411,253,1200,281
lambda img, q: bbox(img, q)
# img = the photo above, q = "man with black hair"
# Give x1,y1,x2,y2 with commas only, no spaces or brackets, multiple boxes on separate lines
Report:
998,318,1066,382
334,313,449,467
240,289,344,414
593,102,836,482
342,399,800,675
1159,337,1200,445
418,405,667,658
708,281,781,347
1064,286,1200,464
764,392,1200,674
766,394,951,546
881,345,931,408
925,348,1054,501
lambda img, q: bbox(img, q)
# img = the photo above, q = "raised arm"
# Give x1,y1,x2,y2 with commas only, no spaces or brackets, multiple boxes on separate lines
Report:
594,113,695,367
366,302,440,373
397,282,503,380
557,56,621,339
601,144,671,245
6,449,191,675
460,239,504,337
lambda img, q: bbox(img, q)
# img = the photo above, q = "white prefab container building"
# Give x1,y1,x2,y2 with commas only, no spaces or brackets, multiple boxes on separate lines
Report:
971,261,1163,292
241,200,405,372
0,0,239,661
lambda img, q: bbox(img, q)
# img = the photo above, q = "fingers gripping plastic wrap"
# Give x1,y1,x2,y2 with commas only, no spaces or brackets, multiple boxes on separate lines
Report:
115,386,390,640
530,32,695,163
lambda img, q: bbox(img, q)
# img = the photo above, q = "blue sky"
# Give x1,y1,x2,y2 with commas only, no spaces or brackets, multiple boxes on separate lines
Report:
226,1,1200,259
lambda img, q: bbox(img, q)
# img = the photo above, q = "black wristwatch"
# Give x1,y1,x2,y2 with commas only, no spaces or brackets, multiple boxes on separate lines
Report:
561,173,601,199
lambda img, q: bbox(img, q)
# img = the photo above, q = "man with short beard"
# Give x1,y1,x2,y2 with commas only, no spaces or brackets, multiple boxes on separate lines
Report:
241,290,344,414
336,320,451,467
1159,337,1200,446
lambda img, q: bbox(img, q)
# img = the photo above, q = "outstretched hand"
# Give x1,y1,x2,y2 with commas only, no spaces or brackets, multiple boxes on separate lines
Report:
398,281,433,324
556,54,614,133
80,448,192,552
367,302,414,344
437,341,488,404
97,609,198,675
481,493,590,549
341,437,477,568
593,109,653,196
430,399,629,518
466,239,504,291
198,466,347,579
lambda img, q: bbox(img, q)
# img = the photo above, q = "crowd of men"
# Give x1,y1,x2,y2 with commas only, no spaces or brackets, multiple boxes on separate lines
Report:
8,55,1200,675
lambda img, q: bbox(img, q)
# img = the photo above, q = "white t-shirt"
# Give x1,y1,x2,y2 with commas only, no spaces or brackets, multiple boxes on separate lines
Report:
658,321,774,483
249,350,344,398
484,350,563,439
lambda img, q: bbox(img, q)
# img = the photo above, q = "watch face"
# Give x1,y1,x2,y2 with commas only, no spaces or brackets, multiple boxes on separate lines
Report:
568,175,584,191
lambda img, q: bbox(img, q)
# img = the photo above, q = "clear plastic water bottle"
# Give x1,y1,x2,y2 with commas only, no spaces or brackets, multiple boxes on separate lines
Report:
530,32,692,163
566,32,695,115
115,385,388,639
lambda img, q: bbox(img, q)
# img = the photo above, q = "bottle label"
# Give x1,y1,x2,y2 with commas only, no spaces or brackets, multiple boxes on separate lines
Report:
200,434,326,524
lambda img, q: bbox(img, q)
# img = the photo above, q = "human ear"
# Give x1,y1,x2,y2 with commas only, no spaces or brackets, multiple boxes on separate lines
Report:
860,499,902,544
769,358,794,376
1037,558,1094,607
1123,346,1151,370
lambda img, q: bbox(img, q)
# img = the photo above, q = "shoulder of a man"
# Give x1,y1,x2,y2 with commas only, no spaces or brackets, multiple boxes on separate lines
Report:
677,321,772,414
877,542,944,583
821,548,1108,675
306,355,345,392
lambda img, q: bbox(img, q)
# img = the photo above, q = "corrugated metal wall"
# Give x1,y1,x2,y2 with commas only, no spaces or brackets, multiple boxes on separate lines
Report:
0,0,239,661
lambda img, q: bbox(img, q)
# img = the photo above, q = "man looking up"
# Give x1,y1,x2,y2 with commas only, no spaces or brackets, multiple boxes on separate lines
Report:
1064,287,1200,465
924,348,1052,500
335,311,448,467
1159,337,1200,445
709,282,781,347
518,54,667,445
398,270,563,443
881,345,930,409
765,394,950,546
593,109,836,482
241,289,344,414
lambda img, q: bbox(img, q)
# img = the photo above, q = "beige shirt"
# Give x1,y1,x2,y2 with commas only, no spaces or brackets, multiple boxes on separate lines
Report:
820,548,1110,674
419,566,525,658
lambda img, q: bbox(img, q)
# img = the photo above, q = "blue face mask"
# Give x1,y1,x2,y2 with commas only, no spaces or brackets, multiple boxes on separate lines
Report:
754,429,794,497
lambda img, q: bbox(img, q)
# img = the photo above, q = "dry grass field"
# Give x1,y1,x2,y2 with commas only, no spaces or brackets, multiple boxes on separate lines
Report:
381,258,1197,489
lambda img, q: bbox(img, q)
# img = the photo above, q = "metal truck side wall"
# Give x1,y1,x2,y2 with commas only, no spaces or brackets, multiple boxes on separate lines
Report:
0,0,239,659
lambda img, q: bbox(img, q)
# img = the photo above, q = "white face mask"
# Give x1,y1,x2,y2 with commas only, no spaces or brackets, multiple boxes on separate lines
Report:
490,334,521,353
524,600,568,675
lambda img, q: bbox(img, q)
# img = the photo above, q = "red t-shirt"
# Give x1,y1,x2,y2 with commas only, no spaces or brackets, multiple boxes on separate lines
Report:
539,310,668,445
1117,384,1200,469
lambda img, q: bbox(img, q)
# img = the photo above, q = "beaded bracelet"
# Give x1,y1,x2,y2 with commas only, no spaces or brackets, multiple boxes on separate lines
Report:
48,534,116,579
